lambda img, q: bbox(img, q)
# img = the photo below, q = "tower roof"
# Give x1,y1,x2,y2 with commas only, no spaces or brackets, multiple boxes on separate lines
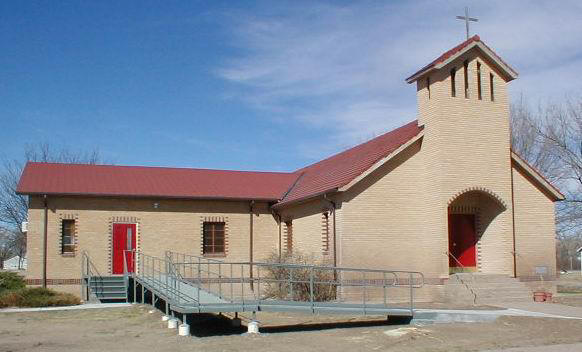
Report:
405,35,518,84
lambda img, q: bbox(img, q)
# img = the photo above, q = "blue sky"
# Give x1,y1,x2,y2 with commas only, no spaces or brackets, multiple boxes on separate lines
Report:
1,1,581,172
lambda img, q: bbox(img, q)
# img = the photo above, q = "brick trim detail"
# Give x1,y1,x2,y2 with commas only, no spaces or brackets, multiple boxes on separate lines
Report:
108,217,141,275
321,212,330,255
283,221,293,253
448,186,507,209
27,278,82,285
200,216,229,257
57,213,79,257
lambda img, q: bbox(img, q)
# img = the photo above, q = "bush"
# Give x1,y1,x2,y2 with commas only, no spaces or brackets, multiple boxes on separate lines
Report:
0,287,81,308
0,271,26,294
261,250,337,302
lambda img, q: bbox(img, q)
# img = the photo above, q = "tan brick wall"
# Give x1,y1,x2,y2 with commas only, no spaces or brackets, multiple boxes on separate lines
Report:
26,196,279,289
512,164,557,278
278,199,335,262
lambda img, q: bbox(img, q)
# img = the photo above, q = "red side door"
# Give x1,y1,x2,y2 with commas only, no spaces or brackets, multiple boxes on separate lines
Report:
112,223,136,274
448,214,477,268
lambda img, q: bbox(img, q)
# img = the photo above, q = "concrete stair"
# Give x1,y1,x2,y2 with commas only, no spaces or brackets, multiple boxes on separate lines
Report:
445,273,533,305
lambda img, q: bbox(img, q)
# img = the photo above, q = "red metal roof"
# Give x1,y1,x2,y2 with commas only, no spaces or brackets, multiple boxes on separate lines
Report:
279,120,423,205
17,121,423,205
406,35,481,82
405,35,517,83
17,163,299,201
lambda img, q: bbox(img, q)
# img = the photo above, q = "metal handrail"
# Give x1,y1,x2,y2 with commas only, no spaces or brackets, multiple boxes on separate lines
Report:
166,250,424,314
81,251,104,301
129,250,199,307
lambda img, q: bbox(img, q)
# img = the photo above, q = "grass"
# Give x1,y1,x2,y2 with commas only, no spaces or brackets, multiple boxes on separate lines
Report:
0,272,81,308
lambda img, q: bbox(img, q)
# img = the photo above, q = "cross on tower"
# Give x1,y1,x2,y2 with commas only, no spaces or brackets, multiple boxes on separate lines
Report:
456,7,478,40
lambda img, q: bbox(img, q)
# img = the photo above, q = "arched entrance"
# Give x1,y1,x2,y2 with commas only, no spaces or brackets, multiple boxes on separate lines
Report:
447,188,506,273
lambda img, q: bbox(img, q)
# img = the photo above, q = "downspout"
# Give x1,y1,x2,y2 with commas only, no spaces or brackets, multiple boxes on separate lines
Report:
510,156,518,278
249,200,255,289
270,208,283,261
43,195,48,288
323,194,338,268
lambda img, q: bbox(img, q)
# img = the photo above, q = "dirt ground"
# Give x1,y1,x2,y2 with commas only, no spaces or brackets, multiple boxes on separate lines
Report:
1,305,582,352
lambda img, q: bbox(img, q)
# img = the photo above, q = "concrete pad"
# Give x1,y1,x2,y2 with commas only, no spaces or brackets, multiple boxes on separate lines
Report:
493,301,582,319
0,303,132,313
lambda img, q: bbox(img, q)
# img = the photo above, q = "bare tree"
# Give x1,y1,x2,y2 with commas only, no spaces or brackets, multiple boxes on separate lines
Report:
0,228,15,269
0,143,103,261
511,95,582,270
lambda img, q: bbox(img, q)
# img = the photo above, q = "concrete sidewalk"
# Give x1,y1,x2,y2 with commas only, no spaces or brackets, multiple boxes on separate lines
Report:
493,301,582,319
482,343,582,351
0,302,132,313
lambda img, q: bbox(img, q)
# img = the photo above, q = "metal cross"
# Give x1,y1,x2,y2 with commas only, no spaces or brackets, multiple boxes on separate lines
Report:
456,7,478,40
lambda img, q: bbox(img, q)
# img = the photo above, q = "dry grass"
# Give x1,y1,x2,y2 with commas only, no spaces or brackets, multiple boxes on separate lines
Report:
0,287,81,308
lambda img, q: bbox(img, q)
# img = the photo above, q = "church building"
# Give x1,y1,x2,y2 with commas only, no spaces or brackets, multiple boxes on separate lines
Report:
17,36,564,302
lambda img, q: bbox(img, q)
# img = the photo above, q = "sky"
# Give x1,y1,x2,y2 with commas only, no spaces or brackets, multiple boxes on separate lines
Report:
1,1,581,172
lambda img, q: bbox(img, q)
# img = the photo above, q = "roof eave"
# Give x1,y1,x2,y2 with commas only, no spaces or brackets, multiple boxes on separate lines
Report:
338,130,424,192
406,41,519,84
511,151,565,201
272,188,339,210
17,191,281,203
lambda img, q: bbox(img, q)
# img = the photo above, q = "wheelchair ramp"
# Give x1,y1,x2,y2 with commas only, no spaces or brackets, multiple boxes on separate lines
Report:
126,251,424,318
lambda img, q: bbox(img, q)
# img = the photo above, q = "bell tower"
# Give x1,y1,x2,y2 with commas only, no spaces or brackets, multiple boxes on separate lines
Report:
405,36,520,276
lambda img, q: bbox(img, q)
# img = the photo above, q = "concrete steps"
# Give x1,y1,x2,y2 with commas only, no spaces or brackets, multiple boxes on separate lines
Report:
445,273,533,304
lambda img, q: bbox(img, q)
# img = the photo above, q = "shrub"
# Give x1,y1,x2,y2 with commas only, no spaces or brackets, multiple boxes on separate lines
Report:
0,287,81,308
0,272,26,294
261,250,337,302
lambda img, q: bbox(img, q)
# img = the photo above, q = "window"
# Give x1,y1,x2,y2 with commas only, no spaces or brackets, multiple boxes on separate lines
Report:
285,221,293,253
490,73,495,101
203,222,225,255
61,219,75,254
463,60,469,98
426,76,431,99
450,68,456,97
477,62,482,100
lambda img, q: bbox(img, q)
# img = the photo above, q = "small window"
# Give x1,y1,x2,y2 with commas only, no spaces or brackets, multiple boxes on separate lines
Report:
490,73,495,101
463,60,469,98
426,76,431,99
285,221,293,253
203,222,225,255
477,62,482,100
450,68,456,97
61,219,75,254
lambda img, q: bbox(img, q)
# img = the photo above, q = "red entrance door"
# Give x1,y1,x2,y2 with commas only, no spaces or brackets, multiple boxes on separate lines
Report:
448,214,477,268
112,223,136,274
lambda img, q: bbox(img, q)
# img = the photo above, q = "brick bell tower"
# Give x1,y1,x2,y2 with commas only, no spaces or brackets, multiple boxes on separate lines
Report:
405,36,520,276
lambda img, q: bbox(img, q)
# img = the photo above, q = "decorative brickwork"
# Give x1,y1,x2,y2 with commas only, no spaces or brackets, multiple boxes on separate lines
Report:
200,216,229,257
57,213,79,257
283,221,293,253
321,212,330,255
27,278,82,285
108,216,140,275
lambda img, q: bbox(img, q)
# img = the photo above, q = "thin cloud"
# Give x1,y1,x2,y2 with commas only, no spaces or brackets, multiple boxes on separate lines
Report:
216,0,582,161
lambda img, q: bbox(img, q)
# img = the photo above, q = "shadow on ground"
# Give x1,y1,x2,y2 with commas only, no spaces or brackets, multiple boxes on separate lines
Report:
186,313,412,337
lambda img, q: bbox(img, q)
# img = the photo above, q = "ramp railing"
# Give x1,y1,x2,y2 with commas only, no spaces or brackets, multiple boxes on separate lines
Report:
126,250,198,307
166,251,424,313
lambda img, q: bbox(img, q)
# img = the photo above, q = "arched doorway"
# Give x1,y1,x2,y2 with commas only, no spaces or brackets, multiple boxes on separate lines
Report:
448,189,506,273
